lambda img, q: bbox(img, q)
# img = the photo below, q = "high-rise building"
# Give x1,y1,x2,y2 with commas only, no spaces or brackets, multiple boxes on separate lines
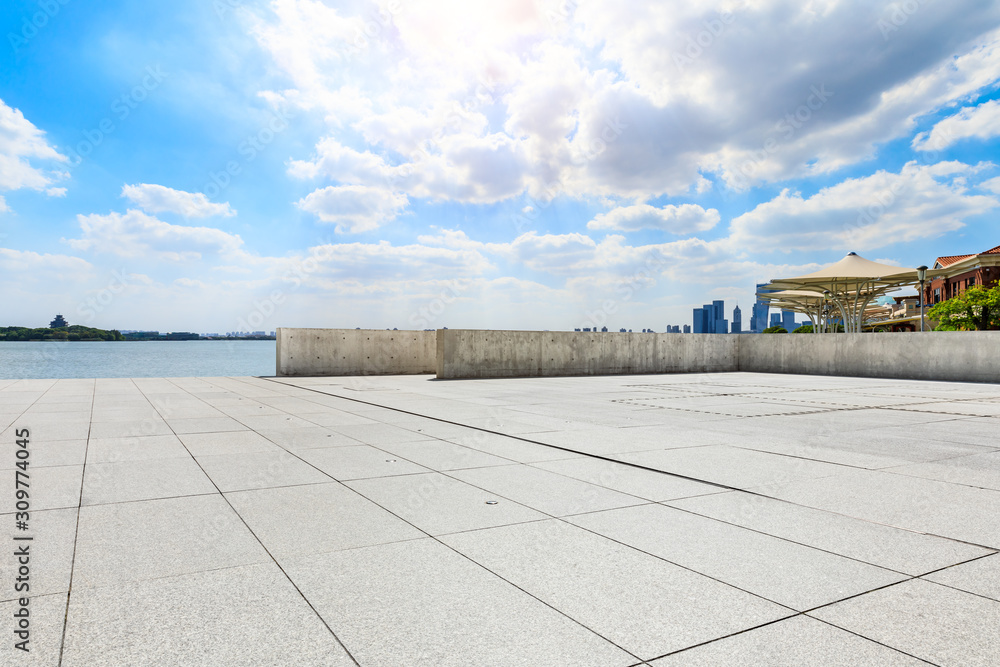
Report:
692,307,706,333
732,304,742,333
781,310,797,332
683,325,691,333
751,283,772,333
770,313,781,327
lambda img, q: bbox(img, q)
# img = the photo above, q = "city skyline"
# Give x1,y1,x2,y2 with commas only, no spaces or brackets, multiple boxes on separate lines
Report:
2,2,999,332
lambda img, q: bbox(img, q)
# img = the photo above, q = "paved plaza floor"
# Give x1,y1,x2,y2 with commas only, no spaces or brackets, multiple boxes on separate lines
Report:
1,371,999,666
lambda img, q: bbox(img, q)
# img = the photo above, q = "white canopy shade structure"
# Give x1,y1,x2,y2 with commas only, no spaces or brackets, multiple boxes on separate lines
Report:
756,289,837,333
761,252,937,333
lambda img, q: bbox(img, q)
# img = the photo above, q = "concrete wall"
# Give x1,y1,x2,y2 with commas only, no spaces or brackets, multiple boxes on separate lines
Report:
740,331,1000,383
436,329,1000,383
436,329,739,379
276,328,436,376
279,328,1000,384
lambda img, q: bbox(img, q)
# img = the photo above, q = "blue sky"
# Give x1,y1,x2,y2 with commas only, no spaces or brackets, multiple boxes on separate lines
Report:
2,0,999,333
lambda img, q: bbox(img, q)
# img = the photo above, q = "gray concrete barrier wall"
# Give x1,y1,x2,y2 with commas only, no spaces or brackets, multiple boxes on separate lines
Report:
739,331,1000,383
276,328,436,376
435,329,739,379
278,328,1000,384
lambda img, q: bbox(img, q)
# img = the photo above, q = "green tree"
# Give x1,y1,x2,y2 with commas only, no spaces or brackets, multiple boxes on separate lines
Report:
928,285,1000,331
762,325,788,333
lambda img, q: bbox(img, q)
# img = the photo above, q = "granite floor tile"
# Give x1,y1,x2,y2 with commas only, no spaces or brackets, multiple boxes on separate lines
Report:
613,445,846,490
195,450,330,491
284,538,636,667
375,438,516,471
533,457,723,502
924,553,1000,602
225,481,424,559
0,593,68,667
347,472,547,535
568,503,906,610
61,562,357,667
0,508,78,601
255,426,362,449
85,434,190,463
759,468,1000,548
72,494,269,589
2,465,83,512
451,464,647,517
444,430,581,463
178,430,284,456
296,444,430,480
1,439,87,469
649,615,926,666
811,578,1000,666
82,457,216,505
165,416,248,434
667,491,992,575
887,451,1000,491
441,519,790,659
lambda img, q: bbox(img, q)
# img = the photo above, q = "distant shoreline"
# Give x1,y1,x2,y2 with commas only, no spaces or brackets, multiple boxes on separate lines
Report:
0,337,276,342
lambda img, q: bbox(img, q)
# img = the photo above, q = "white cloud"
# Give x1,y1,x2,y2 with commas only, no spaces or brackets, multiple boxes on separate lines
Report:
913,99,1000,151
296,185,408,233
66,209,244,261
121,183,235,218
254,1,1000,202
587,204,720,234
980,175,1000,194
0,247,92,282
0,98,67,195
728,161,999,253
46,187,67,197
0,195,7,213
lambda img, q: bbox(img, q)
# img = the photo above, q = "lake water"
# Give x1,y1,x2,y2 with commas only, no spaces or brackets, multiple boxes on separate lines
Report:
0,341,276,379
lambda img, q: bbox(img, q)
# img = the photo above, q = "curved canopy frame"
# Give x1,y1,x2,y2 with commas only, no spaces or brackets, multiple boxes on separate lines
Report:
760,253,933,333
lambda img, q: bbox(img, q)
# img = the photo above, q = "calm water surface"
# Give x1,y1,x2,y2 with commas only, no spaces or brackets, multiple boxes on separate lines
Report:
0,341,276,379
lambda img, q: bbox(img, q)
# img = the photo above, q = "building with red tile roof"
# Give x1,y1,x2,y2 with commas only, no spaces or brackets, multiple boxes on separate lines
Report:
924,244,1000,305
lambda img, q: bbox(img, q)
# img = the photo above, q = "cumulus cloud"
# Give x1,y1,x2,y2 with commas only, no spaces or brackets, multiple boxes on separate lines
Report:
980,175,1000,194
121,183,235,218
253,0,1000,202
0,98,67,195
0,247,92,276
728,161,999,253
587,204,720,234
913,99,1000,151
296,185,408,233
66,209,244,261
0,195,7,213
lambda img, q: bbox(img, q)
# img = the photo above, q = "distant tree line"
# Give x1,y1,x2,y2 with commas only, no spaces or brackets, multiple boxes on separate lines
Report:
0,325,124,341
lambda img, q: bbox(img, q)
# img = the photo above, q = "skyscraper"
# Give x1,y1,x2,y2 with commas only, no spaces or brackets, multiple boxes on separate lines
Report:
751,283,772,333
732,304,742,333
781,310,797,332
692,307,706,333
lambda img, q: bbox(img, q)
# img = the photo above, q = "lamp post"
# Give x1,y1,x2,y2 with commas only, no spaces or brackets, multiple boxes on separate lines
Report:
917,265,927,332
822,290,831,333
